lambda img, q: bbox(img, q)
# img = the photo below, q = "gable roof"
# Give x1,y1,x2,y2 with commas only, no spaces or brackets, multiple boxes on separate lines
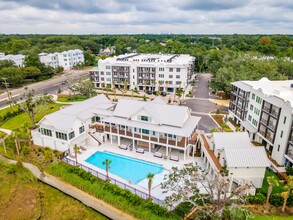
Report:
225,147,269,168
213,132,252,150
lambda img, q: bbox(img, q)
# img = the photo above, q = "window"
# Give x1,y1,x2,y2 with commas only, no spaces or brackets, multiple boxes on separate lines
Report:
106,66,110,69
176,75,180,79
248,115,252,121
168,81,173,84
91,116,101,123
141,115,149,121
280,131,283,138
41,128,52,137
284,116,287,124
56,132,67,140
106,78,111,81
176,81,181,85
101,77,104,81
169,75,173,78
106,72,111,75
69,131,75,140
250,104,253,110
79,125,85,134
100,71,104,75
169,68,173,72
252,93,255,100
153,131,156,135
159,68,164,71
142,129,149,134
176,68,180,72
159,74,164,78
277,145,280,152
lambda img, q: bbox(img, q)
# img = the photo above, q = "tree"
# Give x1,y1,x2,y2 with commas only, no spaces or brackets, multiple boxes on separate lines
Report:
102,159,112,181
281,175,293,212
147,173,154,199
266,176,279,205
165,80,169,92
17,88,52,127
11,130,20,156
73,144,80,165
68,79,96,98
23,122,32,147
161,163,251,219
120,80,128,98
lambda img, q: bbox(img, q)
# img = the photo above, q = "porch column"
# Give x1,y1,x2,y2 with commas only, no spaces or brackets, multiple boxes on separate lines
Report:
149,131,151,153
192,144,195,158
183,148,186,161
158,132,160,142
110,134,113,144
125,126,126,136
118,136,121,146
166,146,169,157
132,127,135,151
175,136,178,147
184,137,187,147
167,134,169,145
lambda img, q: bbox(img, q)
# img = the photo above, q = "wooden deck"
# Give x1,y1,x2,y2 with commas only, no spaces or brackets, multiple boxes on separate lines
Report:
200,134,222,171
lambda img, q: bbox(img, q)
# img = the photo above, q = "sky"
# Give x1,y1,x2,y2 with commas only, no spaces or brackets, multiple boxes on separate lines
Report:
0,0,292,34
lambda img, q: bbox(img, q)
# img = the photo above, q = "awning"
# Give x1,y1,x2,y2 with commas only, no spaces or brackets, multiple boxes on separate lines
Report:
240,120,257,133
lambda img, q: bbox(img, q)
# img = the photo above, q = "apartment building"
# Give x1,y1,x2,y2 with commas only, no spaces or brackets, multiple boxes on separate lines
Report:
0,53,25,67
90,53,195,92
32,94,200,160
229,77,293,167
39,49,84,70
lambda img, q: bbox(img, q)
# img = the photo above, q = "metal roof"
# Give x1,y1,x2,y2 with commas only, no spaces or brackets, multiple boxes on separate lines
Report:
240,121,257,133
213,132,252,149
225,147,270,168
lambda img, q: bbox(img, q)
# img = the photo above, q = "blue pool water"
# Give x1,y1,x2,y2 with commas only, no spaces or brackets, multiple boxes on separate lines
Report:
85,151,163,183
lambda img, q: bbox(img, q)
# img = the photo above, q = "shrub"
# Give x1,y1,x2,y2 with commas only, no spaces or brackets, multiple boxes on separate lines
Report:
247,193,266,205
37,147,44,153
287,193,293,206
173,202,192,217
143,201,168,216
269,193,284,206
286,167,293,176
22,145,30,156
6,165,16,174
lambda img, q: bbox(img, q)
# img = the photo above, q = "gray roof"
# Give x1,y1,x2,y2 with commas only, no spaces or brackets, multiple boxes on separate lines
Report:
225,147,269,168
240,121,257,133
39,94,114,131
264,96,284,108
114,97,190,127
213,132,252,150
231,81,252,92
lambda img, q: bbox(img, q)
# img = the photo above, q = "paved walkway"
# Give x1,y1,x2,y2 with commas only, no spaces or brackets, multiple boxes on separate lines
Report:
0,154,137,220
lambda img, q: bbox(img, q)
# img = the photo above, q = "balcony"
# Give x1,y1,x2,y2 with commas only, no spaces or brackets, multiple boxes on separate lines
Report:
268,123,275,131
263,106,270,113
271,110,278,118
259,130,266,137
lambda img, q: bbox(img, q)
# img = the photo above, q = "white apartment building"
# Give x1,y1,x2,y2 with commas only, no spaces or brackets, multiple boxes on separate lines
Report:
0,53,25,67
90,53,195,92
229,77,293,167
198,132,269,189
32,94,200,160
39,49,84,70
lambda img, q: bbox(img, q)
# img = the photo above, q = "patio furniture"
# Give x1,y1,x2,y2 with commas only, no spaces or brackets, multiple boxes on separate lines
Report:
169,155,179,162
154,152,163,158
119,144,128,150
69,153,75,159
136,148,144,154
80,146,87,151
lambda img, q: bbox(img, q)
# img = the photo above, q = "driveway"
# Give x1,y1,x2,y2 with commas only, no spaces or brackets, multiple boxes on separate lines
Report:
184,73,228,132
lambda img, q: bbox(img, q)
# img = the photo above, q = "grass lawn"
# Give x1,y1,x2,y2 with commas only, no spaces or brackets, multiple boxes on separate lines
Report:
0,103,67,130
0,105,19,117
257,169,285,195
57,96,88,102
0,161,107,220
250,217,293,220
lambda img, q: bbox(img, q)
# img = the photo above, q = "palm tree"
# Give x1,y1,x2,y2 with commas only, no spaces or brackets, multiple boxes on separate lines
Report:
23,122,32,147
281,176,293,212
147,173,155,199
131,89,134,99
266,176,279,205
101,82,105,94
121,80,128,98
73,144,80,165
102,159,112,181
165,80,169,92
151,80,155,95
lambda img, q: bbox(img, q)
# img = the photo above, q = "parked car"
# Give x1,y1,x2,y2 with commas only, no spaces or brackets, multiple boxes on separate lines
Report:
161,92,167,97
146,90,152,95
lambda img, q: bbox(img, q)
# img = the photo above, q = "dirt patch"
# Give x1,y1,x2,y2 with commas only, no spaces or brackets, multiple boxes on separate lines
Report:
210,99,230,107
246,205,293,217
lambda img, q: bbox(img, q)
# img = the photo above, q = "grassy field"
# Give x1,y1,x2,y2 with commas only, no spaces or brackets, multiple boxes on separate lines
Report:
0,161,107,220
0,105,19,117
257,169,285,195
251,217,293,220
57,96,87,102
0,103,67,130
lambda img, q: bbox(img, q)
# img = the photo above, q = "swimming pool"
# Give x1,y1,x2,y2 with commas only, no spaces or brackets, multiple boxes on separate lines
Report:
85,151,163,183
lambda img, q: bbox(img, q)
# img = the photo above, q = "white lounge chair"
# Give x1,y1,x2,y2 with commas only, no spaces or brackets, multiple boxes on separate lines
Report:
80,146,87,151
119,144,128,150
169,155,179,162
154,152,163,158
136,148,144,154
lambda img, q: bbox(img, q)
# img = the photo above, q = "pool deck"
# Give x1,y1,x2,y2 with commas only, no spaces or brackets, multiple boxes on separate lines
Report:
72,143,206,201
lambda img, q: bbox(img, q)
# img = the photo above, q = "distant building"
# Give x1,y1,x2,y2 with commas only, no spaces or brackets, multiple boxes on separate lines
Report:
0,53,25,67
99,46,116,56
39,49,84,70
90,53,195,92
229,77,293,167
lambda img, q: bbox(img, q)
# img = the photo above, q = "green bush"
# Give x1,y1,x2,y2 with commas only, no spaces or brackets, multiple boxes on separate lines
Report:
269,193,284,206
247,193,266,205
287,193,293,206
286,167,293,176
143,200,168,216
173,202,192,217
6,165,16,174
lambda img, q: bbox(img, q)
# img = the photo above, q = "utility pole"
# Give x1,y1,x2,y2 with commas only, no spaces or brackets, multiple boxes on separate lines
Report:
2,78,12,111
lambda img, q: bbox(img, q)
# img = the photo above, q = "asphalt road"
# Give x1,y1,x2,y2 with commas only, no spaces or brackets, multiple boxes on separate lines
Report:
0,70,89,107
184,73,228,132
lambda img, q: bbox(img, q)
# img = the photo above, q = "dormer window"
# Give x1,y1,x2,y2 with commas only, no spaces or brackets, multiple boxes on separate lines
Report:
141,115,148,121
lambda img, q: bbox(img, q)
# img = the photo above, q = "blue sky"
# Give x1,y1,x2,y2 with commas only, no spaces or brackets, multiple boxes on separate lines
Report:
0,0,292,34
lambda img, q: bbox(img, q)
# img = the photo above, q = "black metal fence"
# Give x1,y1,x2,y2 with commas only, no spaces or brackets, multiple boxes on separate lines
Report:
63,157,164,205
